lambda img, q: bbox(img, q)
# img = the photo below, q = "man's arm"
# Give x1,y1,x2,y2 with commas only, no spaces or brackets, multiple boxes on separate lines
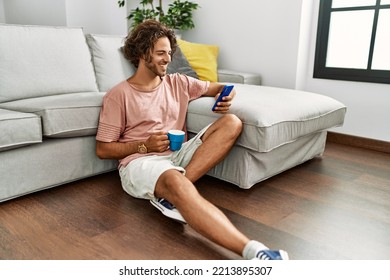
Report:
96,131,170,159
96,140,139,159
202,82,225,97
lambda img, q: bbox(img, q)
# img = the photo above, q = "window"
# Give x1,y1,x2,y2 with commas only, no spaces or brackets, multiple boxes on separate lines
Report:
314,0,390,84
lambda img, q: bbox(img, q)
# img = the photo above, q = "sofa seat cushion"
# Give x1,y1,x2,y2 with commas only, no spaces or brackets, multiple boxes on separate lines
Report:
187,83,347,152
0,24,98,103
0,109,42,151
0,92,105,138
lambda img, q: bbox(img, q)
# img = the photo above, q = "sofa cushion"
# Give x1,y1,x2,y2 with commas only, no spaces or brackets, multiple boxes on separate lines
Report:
167,46,198,79
187,83,347,152
0,24,98,103
218,69,262,85
86,34,136,92
0,109,42,151
177,39,219,82
0,92,105,138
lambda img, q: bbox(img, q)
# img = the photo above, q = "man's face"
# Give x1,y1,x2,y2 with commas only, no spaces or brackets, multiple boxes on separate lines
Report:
144,37,172,77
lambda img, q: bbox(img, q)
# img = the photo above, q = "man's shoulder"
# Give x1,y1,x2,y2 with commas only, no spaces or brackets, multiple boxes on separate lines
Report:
165,73,184,81
104,80,129,98
164,73,199,85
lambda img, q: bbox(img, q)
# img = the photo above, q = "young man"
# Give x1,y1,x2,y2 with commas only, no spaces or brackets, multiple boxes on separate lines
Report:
96,20,288,260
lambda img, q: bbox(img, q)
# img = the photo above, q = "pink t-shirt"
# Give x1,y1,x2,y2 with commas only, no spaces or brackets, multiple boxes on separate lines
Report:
96,73,209,168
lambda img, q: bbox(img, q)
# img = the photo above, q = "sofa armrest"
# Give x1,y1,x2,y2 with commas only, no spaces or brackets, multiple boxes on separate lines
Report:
217,69,261,85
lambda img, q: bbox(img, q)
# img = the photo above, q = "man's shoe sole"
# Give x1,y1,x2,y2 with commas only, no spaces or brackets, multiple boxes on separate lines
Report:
150,199,187,224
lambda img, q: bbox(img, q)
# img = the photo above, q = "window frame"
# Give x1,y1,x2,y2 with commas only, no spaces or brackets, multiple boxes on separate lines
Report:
314,0,390,84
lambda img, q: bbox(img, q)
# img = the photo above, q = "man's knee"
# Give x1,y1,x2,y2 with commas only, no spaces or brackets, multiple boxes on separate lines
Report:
155,169,189,199
220,114,243,137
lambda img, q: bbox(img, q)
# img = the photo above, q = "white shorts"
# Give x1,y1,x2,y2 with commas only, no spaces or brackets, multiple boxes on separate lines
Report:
119,125,210,200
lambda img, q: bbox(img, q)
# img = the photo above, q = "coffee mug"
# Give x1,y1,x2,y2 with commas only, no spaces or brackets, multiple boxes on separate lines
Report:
167,130,185,151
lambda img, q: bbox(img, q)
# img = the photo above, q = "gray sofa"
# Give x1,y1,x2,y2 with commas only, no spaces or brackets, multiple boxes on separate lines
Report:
0,24,346,203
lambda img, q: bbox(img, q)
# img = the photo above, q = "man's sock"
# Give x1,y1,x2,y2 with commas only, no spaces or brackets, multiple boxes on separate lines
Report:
242,240,269,260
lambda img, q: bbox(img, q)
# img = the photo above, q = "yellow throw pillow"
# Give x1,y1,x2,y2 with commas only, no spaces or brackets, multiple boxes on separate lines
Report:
177,39,219,82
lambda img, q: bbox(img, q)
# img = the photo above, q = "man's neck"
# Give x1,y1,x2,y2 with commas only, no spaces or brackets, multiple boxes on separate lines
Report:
127,66,163,91
127,69,162,91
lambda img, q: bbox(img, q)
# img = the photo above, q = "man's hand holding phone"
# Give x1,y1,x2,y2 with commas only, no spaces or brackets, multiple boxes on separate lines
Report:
212,85,235,113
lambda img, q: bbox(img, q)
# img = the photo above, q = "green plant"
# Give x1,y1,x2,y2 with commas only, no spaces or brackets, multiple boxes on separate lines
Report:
163,0,199,30
118,0,199,30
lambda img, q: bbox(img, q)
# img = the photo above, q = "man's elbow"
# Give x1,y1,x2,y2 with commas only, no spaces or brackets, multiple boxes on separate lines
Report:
96,150,105,159
96,148,105,159
96,142,108,159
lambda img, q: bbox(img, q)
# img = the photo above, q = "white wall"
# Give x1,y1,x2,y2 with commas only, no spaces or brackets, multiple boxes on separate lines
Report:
298,0,390,141
65,0,128,35
184,0,304,89
3,0,67,26
1,0,127,35
0,0,6,23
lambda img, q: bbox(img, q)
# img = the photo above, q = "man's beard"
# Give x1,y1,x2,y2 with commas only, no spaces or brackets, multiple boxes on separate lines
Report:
145,60,168,78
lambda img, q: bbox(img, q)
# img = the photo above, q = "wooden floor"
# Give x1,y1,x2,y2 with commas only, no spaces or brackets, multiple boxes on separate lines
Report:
0,141,389,260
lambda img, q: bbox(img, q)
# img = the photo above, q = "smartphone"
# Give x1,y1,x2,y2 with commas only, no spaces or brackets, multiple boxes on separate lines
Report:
212,85,234,111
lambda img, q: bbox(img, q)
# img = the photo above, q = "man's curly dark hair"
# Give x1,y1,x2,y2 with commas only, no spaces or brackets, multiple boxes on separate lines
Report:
123,20,177,68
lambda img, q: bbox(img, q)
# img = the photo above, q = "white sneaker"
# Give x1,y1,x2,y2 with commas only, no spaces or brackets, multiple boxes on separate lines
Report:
253,249,289,260
150,198,187,224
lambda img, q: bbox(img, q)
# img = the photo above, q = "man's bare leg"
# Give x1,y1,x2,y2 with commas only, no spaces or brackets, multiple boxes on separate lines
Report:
154,169,250,256
154,114,250,256
185,114,243,183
